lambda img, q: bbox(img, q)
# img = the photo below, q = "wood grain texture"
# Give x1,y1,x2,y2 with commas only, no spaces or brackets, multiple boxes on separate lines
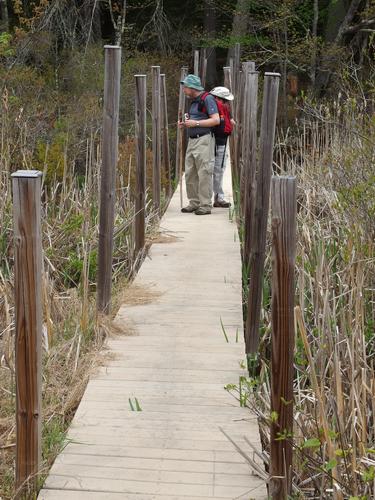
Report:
243,71,259,266
152,66,161,214
12,171,43,496
269,176,296,498
194,50,200,76
134,74,147,254
239,62,255,218
175,67,187,180
245,72,280,354
160,74,171,198
97,46,121,314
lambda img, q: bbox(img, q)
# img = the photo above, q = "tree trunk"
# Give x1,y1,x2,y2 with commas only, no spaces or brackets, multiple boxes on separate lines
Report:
315,0,363,94
310,0,319,85
227,0,249,63
204,0,217,88
0,0,9,31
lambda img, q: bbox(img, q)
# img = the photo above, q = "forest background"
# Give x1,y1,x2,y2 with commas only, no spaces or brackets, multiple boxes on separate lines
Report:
1,0,375,498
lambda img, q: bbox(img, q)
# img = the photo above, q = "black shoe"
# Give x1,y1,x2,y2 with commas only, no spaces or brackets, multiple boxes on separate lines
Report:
195,207,211,215
181,205,198,213
213,199,231,208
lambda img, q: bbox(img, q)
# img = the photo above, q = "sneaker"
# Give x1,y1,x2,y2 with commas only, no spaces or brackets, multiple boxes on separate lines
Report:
213,199,231,208
195,207,211,215
181,205,198,213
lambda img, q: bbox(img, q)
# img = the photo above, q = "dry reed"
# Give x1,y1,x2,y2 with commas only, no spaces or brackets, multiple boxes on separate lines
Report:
238,98,375,498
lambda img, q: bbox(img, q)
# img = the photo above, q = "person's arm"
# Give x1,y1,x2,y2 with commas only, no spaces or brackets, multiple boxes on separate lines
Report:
184,113,220,128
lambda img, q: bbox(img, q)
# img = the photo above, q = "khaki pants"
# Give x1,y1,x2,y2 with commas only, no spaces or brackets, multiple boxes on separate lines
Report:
185,134,215,210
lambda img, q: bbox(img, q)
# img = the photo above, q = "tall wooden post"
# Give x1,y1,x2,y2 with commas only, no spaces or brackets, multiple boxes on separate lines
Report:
223,66,232,91
12,170,43,497
235,69,244,205
224,65,236,196
134,74,147,254
233,43,241,94
97,45,121,315
245,72,280,354
175,67,188,180
237,64,255,190
194,50,200,76
201,57,208,88
160,74,171,198
270,176,296,499
243,71,259,266
200,48,207,84
240,62,257,216
151,65,161,214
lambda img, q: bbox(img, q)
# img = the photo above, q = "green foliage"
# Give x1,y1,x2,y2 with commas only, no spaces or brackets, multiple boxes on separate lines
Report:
42,419,67,461
0,33,14,57
62,249,97,288
302,437,321,448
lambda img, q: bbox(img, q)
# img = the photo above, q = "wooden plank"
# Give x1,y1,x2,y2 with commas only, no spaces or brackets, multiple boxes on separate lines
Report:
151,65,161,214
12,170,43,497
39,166,267,499
97,45,122,314
134,74,147,254
269,176,296,498
160,74,171,198
245,72,280,354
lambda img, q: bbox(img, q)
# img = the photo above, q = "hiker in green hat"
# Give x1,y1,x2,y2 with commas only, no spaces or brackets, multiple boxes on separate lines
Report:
178,74,220,215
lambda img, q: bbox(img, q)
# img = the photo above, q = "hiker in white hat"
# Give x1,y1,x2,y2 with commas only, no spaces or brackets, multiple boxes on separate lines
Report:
209,86,235,208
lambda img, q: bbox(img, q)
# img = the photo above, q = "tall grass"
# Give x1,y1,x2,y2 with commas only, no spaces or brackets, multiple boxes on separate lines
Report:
237,98,375,498
0,119,158,499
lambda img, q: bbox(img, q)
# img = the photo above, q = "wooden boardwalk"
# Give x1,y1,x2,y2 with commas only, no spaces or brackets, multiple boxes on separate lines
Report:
39,167,267,499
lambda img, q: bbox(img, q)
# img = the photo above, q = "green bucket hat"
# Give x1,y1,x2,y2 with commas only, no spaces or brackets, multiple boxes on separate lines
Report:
180,74,204,91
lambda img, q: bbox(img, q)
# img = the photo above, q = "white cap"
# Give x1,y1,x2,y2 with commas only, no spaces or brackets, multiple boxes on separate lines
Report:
210,86,234,101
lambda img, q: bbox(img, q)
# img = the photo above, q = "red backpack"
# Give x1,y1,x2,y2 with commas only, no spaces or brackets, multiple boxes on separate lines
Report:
198,92,233,136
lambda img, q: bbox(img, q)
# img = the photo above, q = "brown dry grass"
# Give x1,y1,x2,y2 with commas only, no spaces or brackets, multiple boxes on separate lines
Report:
238,98,375,498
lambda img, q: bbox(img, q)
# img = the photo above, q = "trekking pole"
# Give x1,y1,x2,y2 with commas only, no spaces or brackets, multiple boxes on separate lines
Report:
221,138,228,169
178,110,184,207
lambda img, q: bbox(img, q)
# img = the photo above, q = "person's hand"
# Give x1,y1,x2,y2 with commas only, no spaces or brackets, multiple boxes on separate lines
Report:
178,120,186,129
185,119,199,128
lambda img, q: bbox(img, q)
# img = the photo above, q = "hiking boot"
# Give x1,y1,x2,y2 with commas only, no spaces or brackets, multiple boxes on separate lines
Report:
195,207,211,215
213,199,231,208
181,205,198,213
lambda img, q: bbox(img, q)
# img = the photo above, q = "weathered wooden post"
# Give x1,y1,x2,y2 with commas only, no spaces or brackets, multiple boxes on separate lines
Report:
223,66,232,91
175,66,187,180
194,50,200,76
233,43,241,94
12,170,43,497
97,45,121,315
240,62,256,216
151,65,161,214
200,47,207,85
235,69,244,205
201,57,208,88
245,72,280,354
243,71,259,266
134,74,147,254
223,65,237,197
160,74,171,198
270,176,296,499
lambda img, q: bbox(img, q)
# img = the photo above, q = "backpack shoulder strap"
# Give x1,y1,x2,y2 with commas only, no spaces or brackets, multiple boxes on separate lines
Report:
197,92,210,114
